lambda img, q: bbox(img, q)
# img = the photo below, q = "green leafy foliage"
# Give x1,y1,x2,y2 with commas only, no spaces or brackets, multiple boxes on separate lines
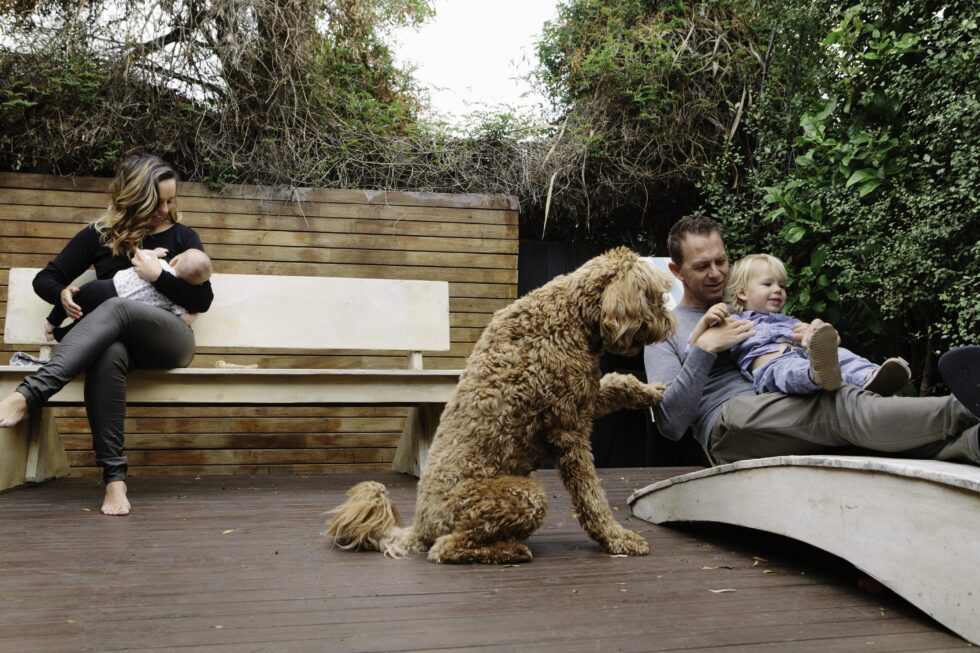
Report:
701,0,980,385
530,0,762,243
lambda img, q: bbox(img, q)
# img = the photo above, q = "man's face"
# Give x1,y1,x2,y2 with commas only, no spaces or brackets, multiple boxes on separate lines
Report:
669,231,729,307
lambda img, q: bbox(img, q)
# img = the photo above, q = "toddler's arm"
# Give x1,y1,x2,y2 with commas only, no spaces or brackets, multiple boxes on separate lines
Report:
150,247,169,259
688,303,731,349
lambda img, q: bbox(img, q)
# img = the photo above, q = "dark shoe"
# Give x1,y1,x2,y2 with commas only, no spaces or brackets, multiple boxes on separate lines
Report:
808,324,842,391
864,357,911,396
938,346,980,418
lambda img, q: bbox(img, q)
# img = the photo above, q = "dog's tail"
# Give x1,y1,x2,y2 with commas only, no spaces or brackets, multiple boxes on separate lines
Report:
325,481,417,558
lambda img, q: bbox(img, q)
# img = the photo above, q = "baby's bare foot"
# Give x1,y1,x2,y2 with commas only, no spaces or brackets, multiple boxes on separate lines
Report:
43,322,55,342
101,481,131,516
0,392,30,428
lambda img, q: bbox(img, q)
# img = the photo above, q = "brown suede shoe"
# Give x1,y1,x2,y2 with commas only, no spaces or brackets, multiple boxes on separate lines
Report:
808,323,842,391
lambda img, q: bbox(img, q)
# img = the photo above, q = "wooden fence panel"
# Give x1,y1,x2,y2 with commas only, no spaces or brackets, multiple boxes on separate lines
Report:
0,172,518,477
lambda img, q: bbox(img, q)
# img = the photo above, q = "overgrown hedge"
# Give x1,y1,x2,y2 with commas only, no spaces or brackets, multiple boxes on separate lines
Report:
2,0,977,389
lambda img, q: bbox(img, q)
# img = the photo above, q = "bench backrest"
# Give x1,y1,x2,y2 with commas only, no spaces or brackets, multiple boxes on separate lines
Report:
644,257,684,310
5,268,450,354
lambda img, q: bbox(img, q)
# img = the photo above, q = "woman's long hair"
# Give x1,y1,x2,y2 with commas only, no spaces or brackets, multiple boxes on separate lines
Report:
92,154,180,256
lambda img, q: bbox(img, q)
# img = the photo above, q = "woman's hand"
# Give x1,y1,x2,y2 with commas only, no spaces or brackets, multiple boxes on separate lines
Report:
131,248,163,282
60,286,83,320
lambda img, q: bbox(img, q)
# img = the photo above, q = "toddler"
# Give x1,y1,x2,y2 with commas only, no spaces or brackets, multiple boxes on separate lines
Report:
689,253,910,395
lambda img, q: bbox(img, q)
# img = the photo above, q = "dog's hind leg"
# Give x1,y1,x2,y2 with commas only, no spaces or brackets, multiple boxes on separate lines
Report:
426,475,547,564
429,536,533,564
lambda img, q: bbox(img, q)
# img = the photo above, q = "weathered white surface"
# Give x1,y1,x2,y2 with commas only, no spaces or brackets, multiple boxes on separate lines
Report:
0,367,460,405
643,257,684,310
5,269,451,352
628,455,980,645
2,269,460,484
0,367,459,486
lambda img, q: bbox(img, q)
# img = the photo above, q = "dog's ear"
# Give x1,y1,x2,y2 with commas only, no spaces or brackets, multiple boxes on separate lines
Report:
600,258,675,355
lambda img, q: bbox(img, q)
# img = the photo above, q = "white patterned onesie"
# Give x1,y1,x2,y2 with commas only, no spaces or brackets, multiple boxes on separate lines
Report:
112,262,186,316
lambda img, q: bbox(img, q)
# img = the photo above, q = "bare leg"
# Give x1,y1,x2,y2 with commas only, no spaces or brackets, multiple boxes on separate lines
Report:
0,391,29,428
101,481,130,516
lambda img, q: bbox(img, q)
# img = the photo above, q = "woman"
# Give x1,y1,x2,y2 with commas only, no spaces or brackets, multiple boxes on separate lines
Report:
0,154,213,515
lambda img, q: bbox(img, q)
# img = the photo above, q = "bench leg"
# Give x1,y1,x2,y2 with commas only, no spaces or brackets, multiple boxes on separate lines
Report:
392,403,444,477
1,407,70,492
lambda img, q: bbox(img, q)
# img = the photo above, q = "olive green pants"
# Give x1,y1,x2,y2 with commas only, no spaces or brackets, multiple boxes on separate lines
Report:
710,384,979,465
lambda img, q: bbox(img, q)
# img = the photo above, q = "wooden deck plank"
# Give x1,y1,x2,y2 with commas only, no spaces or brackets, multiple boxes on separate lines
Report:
0,468,970,652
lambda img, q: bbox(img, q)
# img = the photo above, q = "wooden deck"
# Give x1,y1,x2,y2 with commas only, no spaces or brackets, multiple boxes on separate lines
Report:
0,468,971,652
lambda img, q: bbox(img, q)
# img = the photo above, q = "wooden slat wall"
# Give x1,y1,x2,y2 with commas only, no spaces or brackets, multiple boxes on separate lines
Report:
0,172,518,477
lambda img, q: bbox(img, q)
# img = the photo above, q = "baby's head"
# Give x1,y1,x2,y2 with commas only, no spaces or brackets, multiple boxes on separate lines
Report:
726,253,788,313
170,248,212,286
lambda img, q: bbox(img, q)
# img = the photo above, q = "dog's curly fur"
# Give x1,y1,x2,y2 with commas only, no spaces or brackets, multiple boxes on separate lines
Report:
327,247,676,563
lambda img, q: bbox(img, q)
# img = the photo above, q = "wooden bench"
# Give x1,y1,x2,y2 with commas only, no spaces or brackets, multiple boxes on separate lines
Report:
627,455,980,645
1,268,462,491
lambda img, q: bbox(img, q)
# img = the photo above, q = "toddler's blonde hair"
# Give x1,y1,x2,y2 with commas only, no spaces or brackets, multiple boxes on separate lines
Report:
725,253,788,312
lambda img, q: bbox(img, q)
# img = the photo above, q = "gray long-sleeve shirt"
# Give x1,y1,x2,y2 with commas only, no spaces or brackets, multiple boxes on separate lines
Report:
643,305,755,449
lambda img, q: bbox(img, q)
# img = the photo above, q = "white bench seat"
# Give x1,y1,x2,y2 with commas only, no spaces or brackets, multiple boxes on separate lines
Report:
627,455,980,645
1,268,461,490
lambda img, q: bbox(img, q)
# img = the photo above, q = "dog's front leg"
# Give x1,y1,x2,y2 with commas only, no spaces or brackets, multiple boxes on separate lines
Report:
592,372,666,418
549,429,649,556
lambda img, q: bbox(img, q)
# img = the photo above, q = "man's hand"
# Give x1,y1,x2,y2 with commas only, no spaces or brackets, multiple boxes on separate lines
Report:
131,248,163,282
695,317,755,354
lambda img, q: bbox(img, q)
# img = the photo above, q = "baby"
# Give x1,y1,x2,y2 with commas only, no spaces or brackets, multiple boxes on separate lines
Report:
689,253,910,396
45,247,212,342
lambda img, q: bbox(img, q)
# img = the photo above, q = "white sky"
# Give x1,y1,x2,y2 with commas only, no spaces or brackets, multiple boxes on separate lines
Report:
392,0,560,124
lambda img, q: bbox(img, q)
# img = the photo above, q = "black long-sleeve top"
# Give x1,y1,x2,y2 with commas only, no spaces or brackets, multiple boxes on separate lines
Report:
33,223,214,313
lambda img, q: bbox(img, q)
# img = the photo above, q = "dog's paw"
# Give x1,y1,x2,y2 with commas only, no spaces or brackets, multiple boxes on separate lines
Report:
643,382,666,406
601,527,650,556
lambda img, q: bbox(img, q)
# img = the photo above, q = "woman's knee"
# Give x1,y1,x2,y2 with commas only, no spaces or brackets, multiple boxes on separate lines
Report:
95,296,130,317
88,340,131,377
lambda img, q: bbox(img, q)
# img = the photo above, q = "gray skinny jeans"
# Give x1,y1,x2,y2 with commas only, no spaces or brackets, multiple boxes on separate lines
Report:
710,384,980,465
16,298,195,483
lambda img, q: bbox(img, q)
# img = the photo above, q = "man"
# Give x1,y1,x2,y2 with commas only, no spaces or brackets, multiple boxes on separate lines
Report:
643,215,980,465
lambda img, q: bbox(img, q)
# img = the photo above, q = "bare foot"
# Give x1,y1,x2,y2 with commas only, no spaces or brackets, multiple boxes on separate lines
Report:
43,322,56,343
101,481,131,516
0,392,30,428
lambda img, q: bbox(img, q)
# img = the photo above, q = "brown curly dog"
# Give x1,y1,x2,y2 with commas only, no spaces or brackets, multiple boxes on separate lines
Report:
326,247,675,563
